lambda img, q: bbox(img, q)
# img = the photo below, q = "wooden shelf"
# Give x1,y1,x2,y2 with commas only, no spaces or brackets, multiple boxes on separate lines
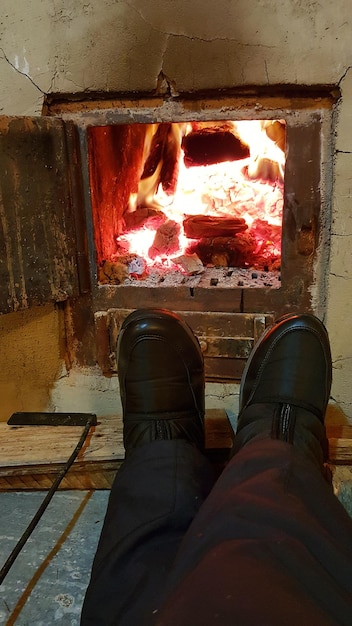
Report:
0,405,351,490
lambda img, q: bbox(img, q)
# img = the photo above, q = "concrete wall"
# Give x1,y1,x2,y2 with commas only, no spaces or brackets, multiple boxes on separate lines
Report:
1,1,352,419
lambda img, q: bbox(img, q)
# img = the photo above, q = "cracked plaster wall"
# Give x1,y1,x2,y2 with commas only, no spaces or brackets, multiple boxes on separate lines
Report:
1,1,352,419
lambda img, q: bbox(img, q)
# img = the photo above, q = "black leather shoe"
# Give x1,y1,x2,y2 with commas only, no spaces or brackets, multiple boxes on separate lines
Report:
117,308,205,455
235,313,332,468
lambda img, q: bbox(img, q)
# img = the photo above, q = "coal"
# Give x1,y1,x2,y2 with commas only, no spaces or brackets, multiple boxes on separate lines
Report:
172,253,204,275
123,207,166,231
148,220,181,259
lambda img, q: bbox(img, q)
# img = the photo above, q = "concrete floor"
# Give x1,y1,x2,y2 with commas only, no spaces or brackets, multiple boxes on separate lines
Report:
0,490,109,625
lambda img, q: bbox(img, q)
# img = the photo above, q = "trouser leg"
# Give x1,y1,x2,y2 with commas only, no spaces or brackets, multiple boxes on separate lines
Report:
156,438,352,626
80,439,214,626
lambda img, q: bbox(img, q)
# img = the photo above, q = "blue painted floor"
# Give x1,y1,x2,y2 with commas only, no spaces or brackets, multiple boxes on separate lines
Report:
0,491,109,625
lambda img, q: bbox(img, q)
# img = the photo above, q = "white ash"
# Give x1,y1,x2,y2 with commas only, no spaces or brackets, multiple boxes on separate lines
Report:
120,267,280,289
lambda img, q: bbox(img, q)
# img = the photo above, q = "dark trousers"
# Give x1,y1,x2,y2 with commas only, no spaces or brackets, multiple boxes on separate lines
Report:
81,438,352,626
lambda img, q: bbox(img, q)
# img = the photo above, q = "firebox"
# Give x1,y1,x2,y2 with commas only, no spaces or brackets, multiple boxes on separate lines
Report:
0,89,336,382
88,118,285,286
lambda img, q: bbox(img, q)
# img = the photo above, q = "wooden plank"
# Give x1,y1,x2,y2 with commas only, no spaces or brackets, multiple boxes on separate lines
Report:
0,405,351,490
0,116,80,312
0,465,120,491
204,409,233,449
0,417,124,467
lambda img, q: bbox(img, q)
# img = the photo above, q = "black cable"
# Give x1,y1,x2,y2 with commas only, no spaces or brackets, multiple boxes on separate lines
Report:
0,415,96,585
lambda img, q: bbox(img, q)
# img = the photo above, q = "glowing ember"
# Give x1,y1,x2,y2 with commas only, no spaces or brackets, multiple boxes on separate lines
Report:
116,120,285,273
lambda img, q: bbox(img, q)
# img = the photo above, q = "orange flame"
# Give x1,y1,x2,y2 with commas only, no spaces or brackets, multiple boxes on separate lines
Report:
119,120,285,269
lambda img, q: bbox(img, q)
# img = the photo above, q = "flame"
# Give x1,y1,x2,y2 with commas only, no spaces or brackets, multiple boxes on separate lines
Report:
119,119,285,270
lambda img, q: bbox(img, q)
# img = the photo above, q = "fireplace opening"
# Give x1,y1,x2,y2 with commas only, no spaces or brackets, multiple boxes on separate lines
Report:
43,90,335,378
87,119,285,289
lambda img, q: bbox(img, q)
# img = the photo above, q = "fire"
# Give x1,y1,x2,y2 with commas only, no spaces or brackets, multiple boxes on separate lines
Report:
116,119,285,273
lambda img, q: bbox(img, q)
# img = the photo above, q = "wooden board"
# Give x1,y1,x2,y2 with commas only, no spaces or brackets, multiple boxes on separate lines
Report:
0,116,82,312
0,405,351,490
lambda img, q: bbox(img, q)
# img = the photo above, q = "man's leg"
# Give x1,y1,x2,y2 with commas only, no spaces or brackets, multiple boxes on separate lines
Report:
156,439,352,626
81,440,213,626
81,309,214,626
156,314,352,626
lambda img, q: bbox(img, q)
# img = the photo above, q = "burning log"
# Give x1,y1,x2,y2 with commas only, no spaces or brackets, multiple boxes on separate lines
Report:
182,126,250,167
187,233,257,268
148,220,181,259
142,124,169,179
141,123,181,196
183,214,248,239
187,219,282,270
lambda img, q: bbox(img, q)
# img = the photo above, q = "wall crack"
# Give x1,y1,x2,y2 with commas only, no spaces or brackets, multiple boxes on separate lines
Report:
124,1,275,46
338,65,352,86
332,356,352,366
0,47,46,95
330,272,351,279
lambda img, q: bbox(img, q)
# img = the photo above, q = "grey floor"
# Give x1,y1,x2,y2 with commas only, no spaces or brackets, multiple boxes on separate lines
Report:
0,490,109,625
1,477,352,625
